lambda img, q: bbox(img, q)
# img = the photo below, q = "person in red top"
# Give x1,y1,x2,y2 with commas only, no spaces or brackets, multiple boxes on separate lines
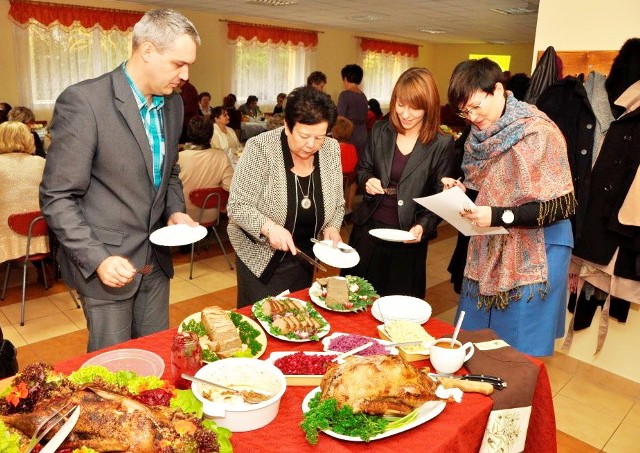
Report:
331,116,358,215
366,98,384,132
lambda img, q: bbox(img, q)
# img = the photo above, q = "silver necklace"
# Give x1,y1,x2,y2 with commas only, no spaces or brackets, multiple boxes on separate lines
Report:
295,174,313,209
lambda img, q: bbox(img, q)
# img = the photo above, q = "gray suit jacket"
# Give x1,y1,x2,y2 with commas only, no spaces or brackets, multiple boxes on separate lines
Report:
40,66,185,300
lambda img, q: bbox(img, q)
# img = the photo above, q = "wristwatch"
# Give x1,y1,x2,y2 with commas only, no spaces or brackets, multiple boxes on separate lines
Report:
501,209,515,225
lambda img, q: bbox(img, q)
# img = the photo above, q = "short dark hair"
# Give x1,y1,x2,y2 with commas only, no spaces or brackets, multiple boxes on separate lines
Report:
246,95,258,104
341,64,363,84
198,91,211,101
307,71,327,86
284,86,338,132
187,116,213,146
211,106,225,119
447,58,503,110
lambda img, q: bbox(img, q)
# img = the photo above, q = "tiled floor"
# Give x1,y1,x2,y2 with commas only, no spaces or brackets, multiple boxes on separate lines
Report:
2,224,639,452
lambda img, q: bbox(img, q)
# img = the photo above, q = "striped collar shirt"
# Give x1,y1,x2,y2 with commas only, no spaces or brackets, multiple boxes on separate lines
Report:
123,63,165,189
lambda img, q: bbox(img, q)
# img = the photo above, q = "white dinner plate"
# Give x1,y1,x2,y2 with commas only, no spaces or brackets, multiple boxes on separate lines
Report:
308,275,378,312
149,224,208,246
178,312,267,361
302,387,446,442
312,240,360,269
81,348,165,377
371,296,432,324
369,228,416,242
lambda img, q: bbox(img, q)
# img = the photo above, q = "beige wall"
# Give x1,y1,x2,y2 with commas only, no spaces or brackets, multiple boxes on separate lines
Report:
0,0,532,121
535,0,640,383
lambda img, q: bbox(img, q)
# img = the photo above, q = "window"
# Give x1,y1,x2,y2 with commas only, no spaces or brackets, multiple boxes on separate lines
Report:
358,38,418,105
14,23,131,108
226,22,317,105
469,54,511,71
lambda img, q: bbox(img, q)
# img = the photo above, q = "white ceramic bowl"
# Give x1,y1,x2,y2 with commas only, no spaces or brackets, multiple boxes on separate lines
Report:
192,358,287,432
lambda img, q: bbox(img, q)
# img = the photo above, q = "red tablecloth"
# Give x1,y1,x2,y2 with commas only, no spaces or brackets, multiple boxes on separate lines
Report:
54,289,556,453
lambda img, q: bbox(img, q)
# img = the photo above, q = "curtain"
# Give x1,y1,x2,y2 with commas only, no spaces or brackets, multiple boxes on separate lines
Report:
358,39,417,105
227,22,316,105
10,1,134,110
226,21,318,48
8,0,142,31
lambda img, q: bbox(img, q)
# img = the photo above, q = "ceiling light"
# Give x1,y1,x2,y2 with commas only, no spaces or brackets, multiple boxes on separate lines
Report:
245,0,298,6
491,2,538,15
348,14,389,22
418,28,447,34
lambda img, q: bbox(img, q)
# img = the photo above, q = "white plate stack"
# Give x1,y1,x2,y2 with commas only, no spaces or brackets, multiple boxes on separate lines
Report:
371,295,432,324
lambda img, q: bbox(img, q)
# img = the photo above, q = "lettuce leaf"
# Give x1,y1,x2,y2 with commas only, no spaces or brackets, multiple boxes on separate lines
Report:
68,365,166,394
0,421,22,453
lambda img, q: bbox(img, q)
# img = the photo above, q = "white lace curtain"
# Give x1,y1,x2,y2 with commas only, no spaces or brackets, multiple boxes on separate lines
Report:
359,50,415,106
13,22,131,111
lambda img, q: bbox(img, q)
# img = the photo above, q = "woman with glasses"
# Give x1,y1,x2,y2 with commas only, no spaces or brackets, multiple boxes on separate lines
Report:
442,58,576,357
227,86,344,307
346,67,455,298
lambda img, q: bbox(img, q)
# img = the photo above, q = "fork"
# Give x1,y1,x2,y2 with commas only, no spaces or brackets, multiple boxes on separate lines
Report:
310,238,355,253
136,264,154,275
24,403,76,453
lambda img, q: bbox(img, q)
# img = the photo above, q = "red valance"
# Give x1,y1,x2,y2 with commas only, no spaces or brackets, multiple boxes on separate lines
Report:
227,21,318,48
8,0,143,31
360,38,419,58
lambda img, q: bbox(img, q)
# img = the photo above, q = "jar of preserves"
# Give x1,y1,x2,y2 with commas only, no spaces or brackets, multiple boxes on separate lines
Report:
171,331,202,389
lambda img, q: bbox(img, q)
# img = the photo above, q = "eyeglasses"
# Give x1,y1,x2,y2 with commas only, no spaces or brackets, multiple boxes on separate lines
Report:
457,92,490,118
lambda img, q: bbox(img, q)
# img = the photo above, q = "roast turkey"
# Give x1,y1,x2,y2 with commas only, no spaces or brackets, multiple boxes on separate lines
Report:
319,355,438,416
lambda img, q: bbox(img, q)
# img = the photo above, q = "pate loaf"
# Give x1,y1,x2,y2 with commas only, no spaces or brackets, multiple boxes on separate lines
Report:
201,306,242,358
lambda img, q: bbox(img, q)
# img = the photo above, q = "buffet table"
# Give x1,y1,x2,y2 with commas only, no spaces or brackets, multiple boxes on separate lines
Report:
53,289,556,453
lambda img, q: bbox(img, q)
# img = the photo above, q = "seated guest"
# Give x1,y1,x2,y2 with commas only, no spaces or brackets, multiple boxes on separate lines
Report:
223,93,242,135
227,86,344,308
211,106,242,153
239,95,262,120
179,116,234,225
307,71,327,92
366,98,384,132
0,121,48,264
331,116,358,215
8,106,45,158
198,91,213,117
273,92,286,114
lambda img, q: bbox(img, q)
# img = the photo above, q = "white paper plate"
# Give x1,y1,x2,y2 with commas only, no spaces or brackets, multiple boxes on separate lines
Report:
371,296,432,324
149,224,208,246
312,240,360,269
302,387,446,441
82,348,165,377
369,228,416,242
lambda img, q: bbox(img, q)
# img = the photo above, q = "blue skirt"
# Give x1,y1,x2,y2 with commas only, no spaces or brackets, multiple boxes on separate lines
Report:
457,220,573,357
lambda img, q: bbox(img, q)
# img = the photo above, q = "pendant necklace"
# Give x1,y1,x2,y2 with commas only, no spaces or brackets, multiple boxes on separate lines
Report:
296,174,313,209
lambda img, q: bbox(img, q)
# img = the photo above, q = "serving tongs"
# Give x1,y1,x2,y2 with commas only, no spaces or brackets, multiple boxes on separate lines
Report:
428,373,507,390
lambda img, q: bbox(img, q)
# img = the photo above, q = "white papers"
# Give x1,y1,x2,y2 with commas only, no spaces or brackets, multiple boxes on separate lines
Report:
414,186,508,236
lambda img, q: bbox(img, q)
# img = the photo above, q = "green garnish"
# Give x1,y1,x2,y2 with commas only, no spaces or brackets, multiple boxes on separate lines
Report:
0,421,22,453
201,349,219,362
253,298,328,340
229,312,262,355
68,365,165,394
180,319,207,337
301,393,389,444
312,276,379,311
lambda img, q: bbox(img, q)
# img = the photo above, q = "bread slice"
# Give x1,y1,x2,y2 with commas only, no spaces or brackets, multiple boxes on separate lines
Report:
201,306,242,357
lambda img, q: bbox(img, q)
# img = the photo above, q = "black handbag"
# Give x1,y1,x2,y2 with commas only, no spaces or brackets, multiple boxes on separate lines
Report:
0,327,19,379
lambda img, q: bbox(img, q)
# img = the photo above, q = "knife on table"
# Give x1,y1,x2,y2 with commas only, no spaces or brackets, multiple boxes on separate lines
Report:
295,248,327,272
429,373,507,390
40,405,81,453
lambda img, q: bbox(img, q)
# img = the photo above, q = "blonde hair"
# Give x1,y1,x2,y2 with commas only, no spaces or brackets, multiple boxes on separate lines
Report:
0,121,35,155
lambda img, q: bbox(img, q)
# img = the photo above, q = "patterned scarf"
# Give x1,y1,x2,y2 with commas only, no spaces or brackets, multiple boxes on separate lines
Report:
462,93,574,309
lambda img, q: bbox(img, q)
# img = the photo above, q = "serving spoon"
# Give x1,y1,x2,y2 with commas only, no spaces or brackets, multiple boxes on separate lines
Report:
181,373,273,404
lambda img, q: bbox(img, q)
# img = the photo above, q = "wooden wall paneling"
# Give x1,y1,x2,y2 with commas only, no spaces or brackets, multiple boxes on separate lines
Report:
537,50,619,77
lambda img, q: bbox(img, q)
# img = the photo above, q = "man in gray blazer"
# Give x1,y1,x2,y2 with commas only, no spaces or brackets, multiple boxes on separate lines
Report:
40,9,200,352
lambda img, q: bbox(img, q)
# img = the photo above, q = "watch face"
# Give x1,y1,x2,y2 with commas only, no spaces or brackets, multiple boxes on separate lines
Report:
502,210,515,224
